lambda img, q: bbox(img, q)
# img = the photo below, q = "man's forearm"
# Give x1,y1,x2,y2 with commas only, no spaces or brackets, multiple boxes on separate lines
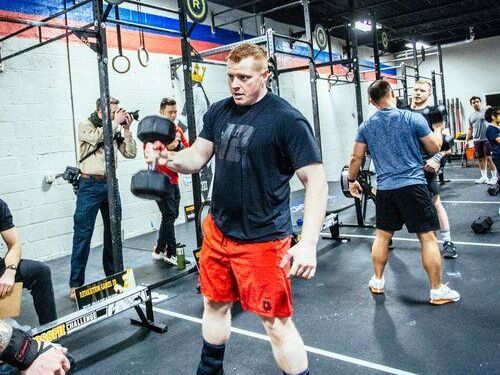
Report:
300,178,328,245
0,320,13,354
348,155,363,181
166,148,205,174
4,243,21,268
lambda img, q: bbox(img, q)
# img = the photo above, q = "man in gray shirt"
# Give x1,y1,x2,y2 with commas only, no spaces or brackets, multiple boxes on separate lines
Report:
348,80,459,305
467,96,497,184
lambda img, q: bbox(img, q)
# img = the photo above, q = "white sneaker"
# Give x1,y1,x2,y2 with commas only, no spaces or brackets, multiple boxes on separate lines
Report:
165,255,178,266
152,246,166,261
475,177,488,184
368,276,385,294
488,178,497,185
429,284,460,305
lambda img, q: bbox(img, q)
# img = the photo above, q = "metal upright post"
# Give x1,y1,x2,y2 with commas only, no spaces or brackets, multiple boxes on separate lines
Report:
371,17,381,80
350,23,363,124
92,0,123,273
401,62,408,106
265,28,279,95
431,70,438,103
437,43,446,105
178,0,203,247
412,39,419,80
302,0,322,155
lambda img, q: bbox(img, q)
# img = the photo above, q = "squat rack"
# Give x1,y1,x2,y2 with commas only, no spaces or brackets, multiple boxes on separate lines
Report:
0,0,206,323
171,0,324,155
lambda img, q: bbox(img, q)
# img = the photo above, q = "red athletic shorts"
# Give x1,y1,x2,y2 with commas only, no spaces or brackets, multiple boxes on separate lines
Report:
199,214,293,318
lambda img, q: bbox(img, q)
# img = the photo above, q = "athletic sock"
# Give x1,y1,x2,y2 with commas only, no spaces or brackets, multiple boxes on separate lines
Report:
283,370,309,375
480,169,488,179
440,229,452,242
197,340,225,375
491,170,498,181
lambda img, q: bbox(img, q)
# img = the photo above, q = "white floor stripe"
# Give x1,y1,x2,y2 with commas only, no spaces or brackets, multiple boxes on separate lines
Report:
441,200,500,205
326,233,500,248
447,178,476,182
152,307,418,375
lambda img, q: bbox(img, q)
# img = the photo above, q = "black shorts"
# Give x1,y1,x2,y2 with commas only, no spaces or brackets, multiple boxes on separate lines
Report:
376,184,440,233
473,140,492,158
424,170,440,197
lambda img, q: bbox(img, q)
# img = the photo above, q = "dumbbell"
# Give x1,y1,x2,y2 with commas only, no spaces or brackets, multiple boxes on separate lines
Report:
422,104,447,125
130,115,176,201
471,216,493,234
487,184,499,196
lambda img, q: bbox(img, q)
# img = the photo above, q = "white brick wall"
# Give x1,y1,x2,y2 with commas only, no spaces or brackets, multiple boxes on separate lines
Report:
0,0,305,261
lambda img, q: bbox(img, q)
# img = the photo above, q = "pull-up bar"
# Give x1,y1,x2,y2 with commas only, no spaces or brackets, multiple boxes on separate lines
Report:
0,0,92,43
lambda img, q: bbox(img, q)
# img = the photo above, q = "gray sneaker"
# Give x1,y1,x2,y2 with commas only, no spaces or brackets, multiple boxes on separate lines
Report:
442,241,458,259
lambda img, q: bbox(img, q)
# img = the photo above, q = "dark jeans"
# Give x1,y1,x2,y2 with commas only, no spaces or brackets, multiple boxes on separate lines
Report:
156,184,181,257
70,177,120,288
1,258,57,325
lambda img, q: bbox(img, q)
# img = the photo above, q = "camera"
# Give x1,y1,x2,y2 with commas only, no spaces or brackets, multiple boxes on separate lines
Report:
62,166,81,194
120,109,140,125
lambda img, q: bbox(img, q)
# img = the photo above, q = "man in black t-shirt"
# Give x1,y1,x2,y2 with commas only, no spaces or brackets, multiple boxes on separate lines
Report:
0,198,57,325
150,44,327,375
410,81,458,259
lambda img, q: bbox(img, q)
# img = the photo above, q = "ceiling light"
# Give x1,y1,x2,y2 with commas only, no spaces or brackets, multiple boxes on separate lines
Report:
354,21,381,32
405,41,430,49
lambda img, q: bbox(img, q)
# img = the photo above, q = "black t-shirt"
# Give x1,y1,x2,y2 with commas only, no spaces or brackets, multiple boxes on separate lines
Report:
411,106,446,167
0,198,14,232
199,92,322,242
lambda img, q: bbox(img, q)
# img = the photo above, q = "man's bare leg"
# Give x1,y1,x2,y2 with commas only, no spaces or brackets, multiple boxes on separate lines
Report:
417,231,442,289
260,316,308,375
197,298,232,375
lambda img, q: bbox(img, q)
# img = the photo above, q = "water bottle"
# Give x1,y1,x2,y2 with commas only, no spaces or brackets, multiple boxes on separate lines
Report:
176,245,186,270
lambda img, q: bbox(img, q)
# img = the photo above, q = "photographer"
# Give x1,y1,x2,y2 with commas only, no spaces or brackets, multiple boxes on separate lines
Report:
69,97,137,300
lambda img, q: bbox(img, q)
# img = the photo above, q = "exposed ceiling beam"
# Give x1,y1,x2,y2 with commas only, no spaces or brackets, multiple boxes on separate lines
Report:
323,0,401,23
376,0,468,23
387,6,499,33
389,18,500,41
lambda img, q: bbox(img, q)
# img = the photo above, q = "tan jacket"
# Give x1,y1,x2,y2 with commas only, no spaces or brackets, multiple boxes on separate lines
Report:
78,118,137,175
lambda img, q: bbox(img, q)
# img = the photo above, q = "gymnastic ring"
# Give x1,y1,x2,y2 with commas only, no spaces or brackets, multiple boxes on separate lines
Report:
327,73,338,85
138,46,150,67
112,54,130,74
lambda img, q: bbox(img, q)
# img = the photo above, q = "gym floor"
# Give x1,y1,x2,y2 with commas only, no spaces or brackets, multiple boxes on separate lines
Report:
18,163,500,375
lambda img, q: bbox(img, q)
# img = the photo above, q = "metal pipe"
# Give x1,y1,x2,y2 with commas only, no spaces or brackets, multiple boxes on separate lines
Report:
277,58,350,74
266,28,279,95
92,0,123,274
170,34,268,66
437,43,446,106
273,32,312,47
401,62,408,106
350,22,363,125
0,0,92,42
371,16,381,80
302,0,322,155
0,16,95,34
107,19,181,36
412,39,419,80
431,70,438,103
177,0,203,247
0,22,94,62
